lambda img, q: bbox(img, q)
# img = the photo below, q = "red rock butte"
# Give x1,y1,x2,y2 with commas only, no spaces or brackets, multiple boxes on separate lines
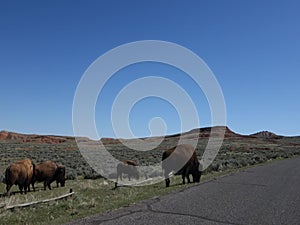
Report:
0,130,74,144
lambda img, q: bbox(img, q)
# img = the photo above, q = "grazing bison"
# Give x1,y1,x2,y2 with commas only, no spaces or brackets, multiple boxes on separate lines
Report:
32,161,66,191
162,144,201,187
115,160,139,188
5,158,35,195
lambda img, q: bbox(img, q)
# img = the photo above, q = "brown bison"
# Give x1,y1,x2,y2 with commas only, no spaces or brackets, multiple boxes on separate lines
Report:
32,161,66,191
115,160,139,188
5,158,35,195
162,144,201,187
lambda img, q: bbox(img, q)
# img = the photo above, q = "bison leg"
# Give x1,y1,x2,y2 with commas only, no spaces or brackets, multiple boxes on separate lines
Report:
116,169,120,180
47,182,52,190
24,184,28,194
186,171,191,183
181,168,188,185
165,178,170,187
116,164,123,182
115,170,120,188
181,173,186,184
187,174,191,183
26,182,31,193
19,184,24,194
183,166,192,184
5,184,12,196
163,169,171,187
32,182,36,192
186,174,192,183
43,181,47,190
115,175,118,188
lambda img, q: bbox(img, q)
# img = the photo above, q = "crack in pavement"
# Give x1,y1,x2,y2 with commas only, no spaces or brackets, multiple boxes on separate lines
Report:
77,209,144,224
68,178,260,225
70,199,160,224
145,199,242,225
211,180,267,187
79,197,242,225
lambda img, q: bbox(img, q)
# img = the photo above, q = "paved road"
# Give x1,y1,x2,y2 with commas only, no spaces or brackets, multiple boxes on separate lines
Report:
67,157,300,225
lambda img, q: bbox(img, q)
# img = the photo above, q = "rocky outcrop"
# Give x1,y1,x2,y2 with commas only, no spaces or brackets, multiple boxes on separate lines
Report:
250,131,280,138
0,130,74,144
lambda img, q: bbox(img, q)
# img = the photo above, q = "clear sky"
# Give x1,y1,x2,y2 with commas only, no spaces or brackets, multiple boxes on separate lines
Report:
0,0,299,138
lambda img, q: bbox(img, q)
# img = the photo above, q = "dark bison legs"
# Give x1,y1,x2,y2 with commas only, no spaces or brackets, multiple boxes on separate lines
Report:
42,180,53,190
115,172,122,189
116,170,123,181
165,178,170,187
43,181,47,190
182,166,192,185
31,182,36,192
18,184,27,194
25,180,31,193
43,181,52,190
182,173,186,185
164,168,171,187
6,184,12,196
47,182,52,190
6,183,31,196
164,167,193,187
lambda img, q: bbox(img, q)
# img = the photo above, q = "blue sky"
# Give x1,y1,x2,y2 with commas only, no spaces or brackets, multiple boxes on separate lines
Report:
0,0,299,137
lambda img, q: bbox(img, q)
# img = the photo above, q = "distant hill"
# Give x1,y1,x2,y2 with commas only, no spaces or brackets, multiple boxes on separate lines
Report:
0,130,74,144
182,126,242,138
250,131,281,138
0,126,285,144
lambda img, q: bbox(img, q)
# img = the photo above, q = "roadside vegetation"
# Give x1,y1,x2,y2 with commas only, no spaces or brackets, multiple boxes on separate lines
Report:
0,133,299,224
0,162,286,225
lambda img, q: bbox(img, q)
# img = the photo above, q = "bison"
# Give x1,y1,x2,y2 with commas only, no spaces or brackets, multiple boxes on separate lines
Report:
5,158,35,195
115,160,139,188
32,161,66,191
162,144,201,187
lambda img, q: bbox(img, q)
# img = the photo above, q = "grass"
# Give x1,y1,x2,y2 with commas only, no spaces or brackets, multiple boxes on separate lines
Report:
0,176,196,225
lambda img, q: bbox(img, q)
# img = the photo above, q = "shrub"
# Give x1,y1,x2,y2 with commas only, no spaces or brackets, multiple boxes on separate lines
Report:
148,169,163,178
66,168,77,180
0,173,5,183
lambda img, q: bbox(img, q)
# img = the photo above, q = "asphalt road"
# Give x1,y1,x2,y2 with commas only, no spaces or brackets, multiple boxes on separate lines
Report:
67,157,300,225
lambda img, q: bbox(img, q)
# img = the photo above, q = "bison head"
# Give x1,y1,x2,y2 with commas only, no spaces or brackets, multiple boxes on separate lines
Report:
192,163,202,183
60,180,65,187
192,170,201,183
57,166,66,187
